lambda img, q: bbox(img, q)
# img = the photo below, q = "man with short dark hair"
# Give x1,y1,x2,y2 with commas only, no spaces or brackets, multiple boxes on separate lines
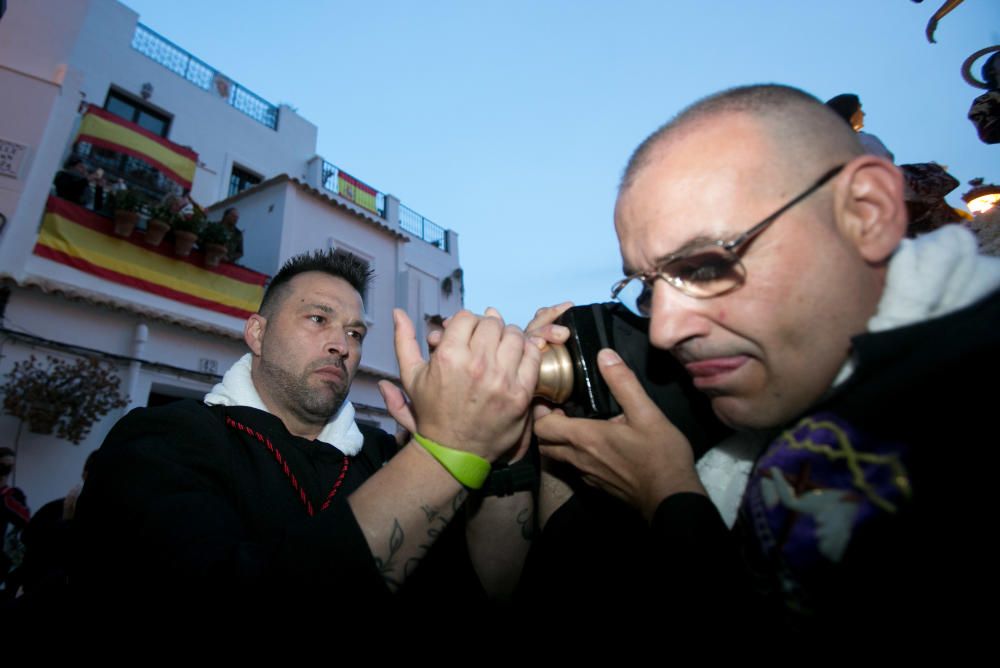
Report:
535,84,1000,636
76,249,541,613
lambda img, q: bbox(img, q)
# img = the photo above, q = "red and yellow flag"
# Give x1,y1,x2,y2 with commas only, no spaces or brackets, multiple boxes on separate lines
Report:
77,104,198,188
337,171,378,213
34,196,267,319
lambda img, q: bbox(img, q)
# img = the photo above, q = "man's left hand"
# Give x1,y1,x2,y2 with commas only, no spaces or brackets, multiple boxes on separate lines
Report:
535,348,706,522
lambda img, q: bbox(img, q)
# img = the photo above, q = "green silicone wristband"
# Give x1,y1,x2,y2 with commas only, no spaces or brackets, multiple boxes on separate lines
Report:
413,433,491,490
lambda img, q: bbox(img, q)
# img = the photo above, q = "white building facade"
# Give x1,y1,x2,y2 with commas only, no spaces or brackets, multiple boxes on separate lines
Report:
0,0,464,507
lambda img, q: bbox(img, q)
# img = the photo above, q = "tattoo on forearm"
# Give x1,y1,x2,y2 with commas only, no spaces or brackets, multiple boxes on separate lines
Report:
421,504,440,523
379,491,469,591
374,519,405,592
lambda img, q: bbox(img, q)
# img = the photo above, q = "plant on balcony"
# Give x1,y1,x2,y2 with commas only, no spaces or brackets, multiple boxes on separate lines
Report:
145,204,175,247
199,221,231,268
1,355,128,445
171,208,205,258
441,268,464,299
109,187,144,237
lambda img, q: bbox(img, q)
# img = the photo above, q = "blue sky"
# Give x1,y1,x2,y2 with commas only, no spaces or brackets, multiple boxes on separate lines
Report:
122,0,999,327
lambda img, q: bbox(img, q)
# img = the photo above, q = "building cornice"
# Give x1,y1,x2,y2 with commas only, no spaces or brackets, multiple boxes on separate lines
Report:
1,274,245,340
205,174,410,242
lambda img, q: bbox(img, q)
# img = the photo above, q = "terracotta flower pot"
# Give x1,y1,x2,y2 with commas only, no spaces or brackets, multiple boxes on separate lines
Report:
113,210,140,237
203,242,228,268
145,218,172,247
173,230,199,257
27,404,59,435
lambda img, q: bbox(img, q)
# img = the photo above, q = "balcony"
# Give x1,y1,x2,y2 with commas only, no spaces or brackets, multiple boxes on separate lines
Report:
131,24,279,130
130,23,451,251
34,196,267,321
320,159,449,251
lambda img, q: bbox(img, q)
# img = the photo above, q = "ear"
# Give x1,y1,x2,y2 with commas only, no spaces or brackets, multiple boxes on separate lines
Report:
244,313,266,356
835,156,907,264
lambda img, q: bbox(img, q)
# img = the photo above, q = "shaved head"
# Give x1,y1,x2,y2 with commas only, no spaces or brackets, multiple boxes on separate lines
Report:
620,84,865,195
613,83,907,429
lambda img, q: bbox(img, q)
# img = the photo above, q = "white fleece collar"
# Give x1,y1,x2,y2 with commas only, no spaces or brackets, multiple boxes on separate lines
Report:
869,224,1000,332
204,353,364,455
835,224,1000,384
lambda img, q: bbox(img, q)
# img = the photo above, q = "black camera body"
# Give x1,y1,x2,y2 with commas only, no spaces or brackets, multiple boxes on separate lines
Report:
545,302,728,456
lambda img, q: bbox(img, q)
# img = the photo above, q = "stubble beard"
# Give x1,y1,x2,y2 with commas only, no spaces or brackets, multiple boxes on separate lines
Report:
258,356,349,428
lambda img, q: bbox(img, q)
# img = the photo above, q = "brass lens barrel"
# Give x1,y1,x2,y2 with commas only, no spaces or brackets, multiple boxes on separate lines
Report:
535,343,574,403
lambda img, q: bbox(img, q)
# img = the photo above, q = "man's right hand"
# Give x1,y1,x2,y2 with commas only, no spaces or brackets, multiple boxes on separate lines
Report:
392,308,542,461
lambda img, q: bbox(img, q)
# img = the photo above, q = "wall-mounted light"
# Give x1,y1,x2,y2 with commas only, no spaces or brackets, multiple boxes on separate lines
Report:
141,82,153,100
963,178,1000,215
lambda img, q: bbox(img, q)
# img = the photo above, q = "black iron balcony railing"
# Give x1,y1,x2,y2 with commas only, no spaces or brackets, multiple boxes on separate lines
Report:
399,204,447,251
320,160,448,251
321,160,386,217
131,24,279,130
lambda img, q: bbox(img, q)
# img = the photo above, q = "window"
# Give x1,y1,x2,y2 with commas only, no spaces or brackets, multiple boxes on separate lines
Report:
104,89,171,137
72,90,175,200
332,248,372,311
229,164,262,197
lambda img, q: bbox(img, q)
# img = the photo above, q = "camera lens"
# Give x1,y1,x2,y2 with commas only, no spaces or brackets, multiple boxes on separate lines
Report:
535,343,574,404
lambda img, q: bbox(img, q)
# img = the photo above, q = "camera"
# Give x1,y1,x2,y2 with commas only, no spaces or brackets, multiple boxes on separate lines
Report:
535,302,727,455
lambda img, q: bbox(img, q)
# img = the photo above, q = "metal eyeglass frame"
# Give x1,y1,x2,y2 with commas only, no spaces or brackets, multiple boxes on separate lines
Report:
611,164,846,310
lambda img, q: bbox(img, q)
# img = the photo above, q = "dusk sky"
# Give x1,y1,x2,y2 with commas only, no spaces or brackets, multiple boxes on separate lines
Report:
122,0,999,327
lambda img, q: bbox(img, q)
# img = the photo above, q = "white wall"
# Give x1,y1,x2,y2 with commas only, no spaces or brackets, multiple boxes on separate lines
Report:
1,286,244,506
214,183,289,278
0,29,87,283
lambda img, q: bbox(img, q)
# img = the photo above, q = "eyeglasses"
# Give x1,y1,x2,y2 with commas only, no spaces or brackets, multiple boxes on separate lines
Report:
611,164,845,316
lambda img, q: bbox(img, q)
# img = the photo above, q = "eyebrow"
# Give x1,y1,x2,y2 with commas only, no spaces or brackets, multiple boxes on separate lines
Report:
302,303,368,332
622,234,720,276
305,303,335,314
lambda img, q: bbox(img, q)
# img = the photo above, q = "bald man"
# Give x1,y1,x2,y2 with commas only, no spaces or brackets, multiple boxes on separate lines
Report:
535,85,1000,636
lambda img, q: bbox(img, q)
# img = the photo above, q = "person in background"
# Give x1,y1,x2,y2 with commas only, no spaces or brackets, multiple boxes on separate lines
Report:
53,156,102,207
0,446,30,600
220,207,243,263
13,451,96,608
826,93,895,161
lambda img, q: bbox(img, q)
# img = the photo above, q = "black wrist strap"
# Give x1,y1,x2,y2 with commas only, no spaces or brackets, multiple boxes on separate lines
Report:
479,439,540,497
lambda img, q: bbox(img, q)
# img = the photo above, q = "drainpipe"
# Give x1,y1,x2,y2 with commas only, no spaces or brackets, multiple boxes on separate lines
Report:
125,322,148,411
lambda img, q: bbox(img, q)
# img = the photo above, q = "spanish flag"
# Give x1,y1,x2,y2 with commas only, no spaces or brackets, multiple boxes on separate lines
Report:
34,196,267,319
337,170,378,213
77,104,198,188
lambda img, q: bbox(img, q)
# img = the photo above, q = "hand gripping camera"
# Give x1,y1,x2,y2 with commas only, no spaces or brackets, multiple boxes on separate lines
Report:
533,302,728,455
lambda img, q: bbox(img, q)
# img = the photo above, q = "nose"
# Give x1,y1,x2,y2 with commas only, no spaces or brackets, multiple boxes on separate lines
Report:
326,330,349,358
647,282,713,351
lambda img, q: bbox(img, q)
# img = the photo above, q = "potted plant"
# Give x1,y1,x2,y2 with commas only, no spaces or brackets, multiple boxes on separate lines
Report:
441,268,464,299
199,220,231,268
172,208,204,257
145,204,174,247
1,355,128,444
109,187,143,237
